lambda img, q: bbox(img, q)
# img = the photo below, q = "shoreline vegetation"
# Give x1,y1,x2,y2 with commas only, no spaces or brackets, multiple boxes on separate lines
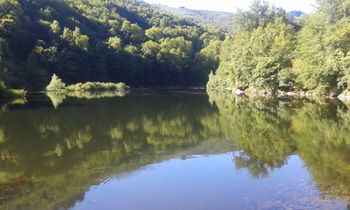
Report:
45,74,129,93
207,1,350,100
0,82,26,99
45,74,130,108
3,0,350,100
218,88,350,101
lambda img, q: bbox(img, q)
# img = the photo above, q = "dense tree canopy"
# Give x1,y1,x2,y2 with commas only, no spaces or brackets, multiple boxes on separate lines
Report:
0,0,224,90
208,0,350,97
208,1,297,93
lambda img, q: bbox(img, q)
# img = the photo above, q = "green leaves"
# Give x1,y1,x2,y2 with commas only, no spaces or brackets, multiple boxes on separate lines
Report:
121,20,145,44
0,0,225,89
209,0,350,96
46,74,66,92
50,20,61,35
107,36,122,52
209,12,296,92
60,27,89,51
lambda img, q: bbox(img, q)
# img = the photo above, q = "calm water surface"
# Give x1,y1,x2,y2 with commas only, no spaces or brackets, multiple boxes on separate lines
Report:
0,91,350,209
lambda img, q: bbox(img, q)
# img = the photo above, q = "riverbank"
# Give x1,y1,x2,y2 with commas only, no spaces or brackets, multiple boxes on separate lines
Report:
0,82,26,99
212,88,350,101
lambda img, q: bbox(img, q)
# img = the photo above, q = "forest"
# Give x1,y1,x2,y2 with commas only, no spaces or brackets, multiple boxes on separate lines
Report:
2,0,350,97
208,0,350,97
0,0,223,90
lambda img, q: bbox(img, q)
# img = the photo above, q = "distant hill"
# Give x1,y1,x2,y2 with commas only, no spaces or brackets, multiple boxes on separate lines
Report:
155,5,235,32
153,6,305,32
289,10,306,17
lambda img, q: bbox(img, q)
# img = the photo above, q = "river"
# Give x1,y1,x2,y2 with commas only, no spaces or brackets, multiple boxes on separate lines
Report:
0,90,349,209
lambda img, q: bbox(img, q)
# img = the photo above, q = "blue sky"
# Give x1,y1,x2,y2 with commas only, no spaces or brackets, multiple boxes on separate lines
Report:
144,0,316,13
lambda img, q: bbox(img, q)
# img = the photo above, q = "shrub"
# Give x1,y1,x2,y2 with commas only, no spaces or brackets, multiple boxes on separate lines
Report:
45,74,129,92
66,82,129,92
46,74,66,92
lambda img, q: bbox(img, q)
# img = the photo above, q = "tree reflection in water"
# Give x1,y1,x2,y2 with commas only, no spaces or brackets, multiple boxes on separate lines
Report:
0,91,349,208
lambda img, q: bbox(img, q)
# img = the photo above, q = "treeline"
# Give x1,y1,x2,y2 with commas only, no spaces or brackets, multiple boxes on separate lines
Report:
0,0,223,90
208,0,350,97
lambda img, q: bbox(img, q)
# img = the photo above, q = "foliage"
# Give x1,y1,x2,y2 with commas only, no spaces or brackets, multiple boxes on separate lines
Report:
207,0,350,96
46,74,66,92
46,74,128,94
66,82,128,92
0,0,224,90
106,36,122,52
208,9,296,93
193,40,223,83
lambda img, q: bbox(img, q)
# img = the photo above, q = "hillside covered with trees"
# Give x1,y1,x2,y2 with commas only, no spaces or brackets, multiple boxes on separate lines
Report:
208,0,350,97
3,0,350,97
156,5,235,32
0,0,224,90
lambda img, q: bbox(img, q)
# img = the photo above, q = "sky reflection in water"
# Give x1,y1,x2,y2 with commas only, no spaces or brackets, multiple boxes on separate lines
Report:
0,91,349,209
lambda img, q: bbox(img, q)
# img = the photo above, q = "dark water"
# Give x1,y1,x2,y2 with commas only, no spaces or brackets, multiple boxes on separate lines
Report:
0,91,350,209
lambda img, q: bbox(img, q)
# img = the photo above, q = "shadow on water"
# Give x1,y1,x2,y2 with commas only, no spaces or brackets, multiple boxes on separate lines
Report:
0,90,350,208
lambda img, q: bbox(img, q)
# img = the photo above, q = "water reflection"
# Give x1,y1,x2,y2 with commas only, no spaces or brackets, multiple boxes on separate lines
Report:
208,91,350,200
0,98,27,112
46,91,128,108
0,91,350,209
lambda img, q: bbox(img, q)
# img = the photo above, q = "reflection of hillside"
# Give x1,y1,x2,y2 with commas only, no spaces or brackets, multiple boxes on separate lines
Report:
208,91,296,178
2,91,350,208
291,102,350,200
208,90,350,200
0,93,233,209
46,91,128,108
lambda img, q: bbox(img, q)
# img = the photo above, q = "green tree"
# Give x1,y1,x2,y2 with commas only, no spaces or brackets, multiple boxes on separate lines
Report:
208,6,295,93
194,40,222,83
159,37,193,71
141,40,160,59
145,26,164,41
50,20,61,35
73,27,89,51
61,27,73,43
46,74,66,92
107,36,122,52
121,20,145,44
233,0,289,31
0,0,225,89
317,0,350,22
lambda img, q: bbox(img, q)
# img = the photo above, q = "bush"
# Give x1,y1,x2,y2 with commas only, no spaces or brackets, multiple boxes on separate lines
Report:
66,82,129,92
46,74,66,92
45,74,129,92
